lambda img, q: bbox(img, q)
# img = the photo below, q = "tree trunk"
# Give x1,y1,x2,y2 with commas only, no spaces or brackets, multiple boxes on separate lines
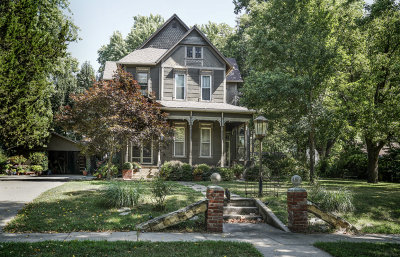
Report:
365,137,385,183
309,126,316,183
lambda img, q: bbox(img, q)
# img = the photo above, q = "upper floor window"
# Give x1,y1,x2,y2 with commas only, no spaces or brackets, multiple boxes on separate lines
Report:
175,73,185,100
201,75,211,101
137,72,148,95
186,46,202,59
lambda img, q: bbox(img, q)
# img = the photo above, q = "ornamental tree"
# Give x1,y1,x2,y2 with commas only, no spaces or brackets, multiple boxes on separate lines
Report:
56,68,171,175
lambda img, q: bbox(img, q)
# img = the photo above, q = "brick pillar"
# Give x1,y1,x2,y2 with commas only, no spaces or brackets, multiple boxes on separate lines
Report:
206,186,224,233
287,188,308,232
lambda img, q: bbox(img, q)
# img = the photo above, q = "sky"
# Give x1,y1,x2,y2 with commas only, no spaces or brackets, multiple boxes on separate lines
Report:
66,0,239,74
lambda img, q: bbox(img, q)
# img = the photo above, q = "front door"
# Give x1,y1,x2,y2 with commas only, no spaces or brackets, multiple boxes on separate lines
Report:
131,141,153,165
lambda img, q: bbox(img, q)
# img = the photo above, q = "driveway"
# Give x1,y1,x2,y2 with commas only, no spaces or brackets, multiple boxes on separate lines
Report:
0,179,65,231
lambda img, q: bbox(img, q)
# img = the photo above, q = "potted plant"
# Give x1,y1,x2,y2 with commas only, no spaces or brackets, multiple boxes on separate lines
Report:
31,165,43,176
82,169,88,176
193,166,203,181
122,162,133,180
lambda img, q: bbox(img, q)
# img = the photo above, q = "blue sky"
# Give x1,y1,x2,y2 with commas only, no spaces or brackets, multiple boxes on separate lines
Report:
67,0,239,73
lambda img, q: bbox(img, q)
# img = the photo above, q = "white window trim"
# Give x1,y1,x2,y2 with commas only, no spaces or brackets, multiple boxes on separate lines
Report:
185,46,203,59
200,127,212,158
201,75,212,101
137,72,149,95
174,126,186,157
174,73,186,100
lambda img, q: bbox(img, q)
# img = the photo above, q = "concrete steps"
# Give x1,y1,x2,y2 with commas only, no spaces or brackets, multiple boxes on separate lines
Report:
223,198,263,222
131,166,159,180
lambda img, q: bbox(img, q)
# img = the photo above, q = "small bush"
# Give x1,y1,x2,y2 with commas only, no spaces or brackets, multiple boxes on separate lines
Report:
324,146,367,179
181,163,193,181
105,182,143,208
308,182,355,213
231,164,244,178
151,176,171,210
30,165,43,174
8,155,27,165
29,152,48,171
218,167,235,181
159,161,184,181
193,164,211,180
122,162,133,170
244,165,260,181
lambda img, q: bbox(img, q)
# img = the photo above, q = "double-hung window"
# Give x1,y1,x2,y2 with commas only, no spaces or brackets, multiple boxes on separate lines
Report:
175,73,185,100
174,126,185,157
201,75,211,101
137,73,148,95
200,126,212,157
186,46,202,59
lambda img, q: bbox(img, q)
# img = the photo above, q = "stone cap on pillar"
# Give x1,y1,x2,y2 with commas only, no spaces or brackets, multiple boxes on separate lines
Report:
288,187,307,192
207,185,224,191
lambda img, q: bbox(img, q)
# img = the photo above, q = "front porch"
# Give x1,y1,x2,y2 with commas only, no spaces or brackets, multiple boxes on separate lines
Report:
124,110,253,167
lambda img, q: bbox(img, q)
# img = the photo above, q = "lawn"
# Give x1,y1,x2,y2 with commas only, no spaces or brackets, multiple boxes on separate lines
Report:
0,240,263,257
314,242,400,257
4,180,205,233
198,179,400,234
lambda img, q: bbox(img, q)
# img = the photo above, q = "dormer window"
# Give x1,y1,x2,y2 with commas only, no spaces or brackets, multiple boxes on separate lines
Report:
186,46,202,59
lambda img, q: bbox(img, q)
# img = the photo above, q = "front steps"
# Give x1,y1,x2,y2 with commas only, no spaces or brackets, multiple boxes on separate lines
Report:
131,166,159,180
224,198,263,222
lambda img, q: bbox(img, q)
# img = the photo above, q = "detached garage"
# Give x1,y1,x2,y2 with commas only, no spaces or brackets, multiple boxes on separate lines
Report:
47,133,85,174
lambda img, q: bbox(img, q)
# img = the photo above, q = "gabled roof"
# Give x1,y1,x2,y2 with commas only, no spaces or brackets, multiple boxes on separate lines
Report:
156,25,233,72
103,61,117,80
226,58,243,83
137,14,189,50
117,48,168,65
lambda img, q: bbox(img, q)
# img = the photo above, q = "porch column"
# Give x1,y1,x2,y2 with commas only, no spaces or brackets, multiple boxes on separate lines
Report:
157,139,161,168
189,118,193,166
220,114,225,167
125,142,129,163
246,122,251,164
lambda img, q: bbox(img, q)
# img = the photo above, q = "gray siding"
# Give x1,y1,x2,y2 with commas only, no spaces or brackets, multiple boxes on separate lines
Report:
203,47,224,68
226,82,238,105
150,66,160,99
163,67,174,100
164,46,185,67
180,30,207,45
213,70,224,103
187,69,200,101
142,19,187,49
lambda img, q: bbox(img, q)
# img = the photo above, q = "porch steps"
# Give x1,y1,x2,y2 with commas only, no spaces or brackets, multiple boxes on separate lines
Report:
131,166,159,180
223,198,262,222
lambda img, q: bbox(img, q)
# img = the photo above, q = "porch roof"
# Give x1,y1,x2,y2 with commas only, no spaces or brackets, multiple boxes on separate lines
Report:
158,100,255,114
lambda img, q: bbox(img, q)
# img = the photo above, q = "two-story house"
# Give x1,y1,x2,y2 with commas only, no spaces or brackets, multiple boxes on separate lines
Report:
103,14,254,168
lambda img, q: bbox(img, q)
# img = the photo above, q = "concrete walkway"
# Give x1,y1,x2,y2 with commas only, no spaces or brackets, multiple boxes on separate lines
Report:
0,179,66,231
1,223,399,256
178,181,240,197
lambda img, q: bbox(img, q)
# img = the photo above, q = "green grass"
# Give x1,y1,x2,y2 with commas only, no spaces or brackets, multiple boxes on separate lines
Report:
4,181,205,233
0,240,263,257
314,242,400,257
198,179,400,234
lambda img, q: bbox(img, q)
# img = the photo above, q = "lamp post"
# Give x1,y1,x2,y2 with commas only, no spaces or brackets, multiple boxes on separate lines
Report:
254,115,268,197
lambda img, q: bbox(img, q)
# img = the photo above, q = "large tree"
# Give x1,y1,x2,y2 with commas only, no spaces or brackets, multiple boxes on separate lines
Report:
76,61,95,91
97,14,164,76
338,0,400,183
240,0,341,182
57,68,171,174
0,0,78,151
198,22,234,57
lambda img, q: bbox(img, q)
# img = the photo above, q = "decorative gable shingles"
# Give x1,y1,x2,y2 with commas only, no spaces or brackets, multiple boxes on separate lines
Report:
142,19,187,49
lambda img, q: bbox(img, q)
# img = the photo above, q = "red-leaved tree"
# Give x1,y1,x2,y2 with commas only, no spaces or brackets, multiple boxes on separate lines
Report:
56,67,171,174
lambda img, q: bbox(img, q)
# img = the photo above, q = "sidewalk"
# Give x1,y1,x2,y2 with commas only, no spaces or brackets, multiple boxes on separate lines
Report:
1,223,399,257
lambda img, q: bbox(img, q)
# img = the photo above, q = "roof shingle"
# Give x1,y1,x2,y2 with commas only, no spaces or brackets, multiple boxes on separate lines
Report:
117,48,167,65
226,58,243,82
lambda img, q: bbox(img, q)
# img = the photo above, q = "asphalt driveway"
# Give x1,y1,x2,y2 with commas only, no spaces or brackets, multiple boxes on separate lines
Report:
0,179,65,231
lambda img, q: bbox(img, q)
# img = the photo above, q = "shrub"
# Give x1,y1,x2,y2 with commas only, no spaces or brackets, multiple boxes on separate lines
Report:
218,167,235,181
30,165,43,174
132,162,141,169
151,176,171,210
181,163,193,181
231,164,244,178
122,162,133,170
308,182,355,213
8,155,27,165
104,182,143,208
159,161,184,180
29,152,48,171
243,165,260,181
379,147,400,182
193,164,211,180
325,146,367,179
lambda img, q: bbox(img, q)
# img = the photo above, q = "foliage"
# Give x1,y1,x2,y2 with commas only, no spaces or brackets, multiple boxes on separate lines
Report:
379,147,400,182
308,182,354,213
324,145,367,179
57,68,171,176
159,160,188,181
8,155,27,166
122,162,133,170
28,152,48,171
314,242,400,257
132,162,141,169
151,177,171,210
0,0,78,150
105,181,144,208
97,14,164,75
231,163,244,177
198,22,234,57
243,165,259,181
76,61,95,91
30,165,43,174
217,167,235,181
193,164,210,177
180,163,193,181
